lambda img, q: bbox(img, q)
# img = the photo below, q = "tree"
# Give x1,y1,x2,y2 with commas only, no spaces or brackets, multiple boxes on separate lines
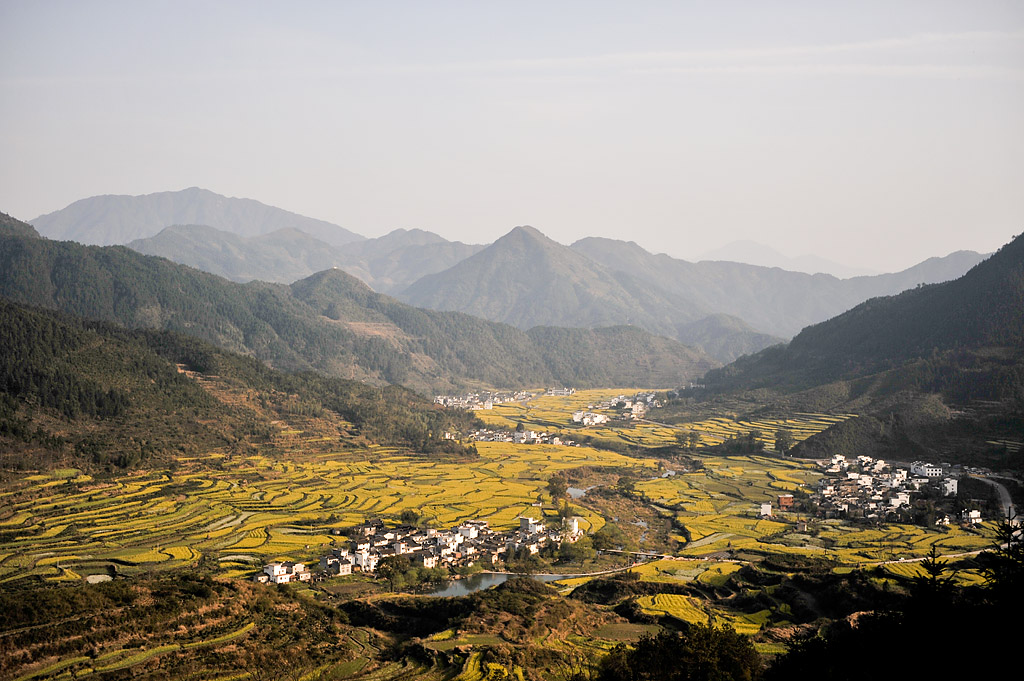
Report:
981,510,1024,600
597,625,760,681
376,555,411,592
399,508,420,526
548,474,569,501
774,429,794,454
591,523,633,552
559,537,596,567
910,544,955,612
673,430,702,452
616,476,636,495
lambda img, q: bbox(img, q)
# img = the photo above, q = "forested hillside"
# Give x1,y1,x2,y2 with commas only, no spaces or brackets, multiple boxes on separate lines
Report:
571,236,986,338
0,298,481,472
704,233,1024,396
0,217,714,392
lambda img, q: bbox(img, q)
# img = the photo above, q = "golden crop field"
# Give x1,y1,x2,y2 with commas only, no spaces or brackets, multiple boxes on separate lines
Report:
0,388,999,588
476,390,855,454
0,442,643,583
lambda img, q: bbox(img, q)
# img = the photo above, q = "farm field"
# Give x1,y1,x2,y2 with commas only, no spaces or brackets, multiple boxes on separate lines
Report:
0,387,1009,681
0,443,646,583
0,389,996,586
476,390,855,452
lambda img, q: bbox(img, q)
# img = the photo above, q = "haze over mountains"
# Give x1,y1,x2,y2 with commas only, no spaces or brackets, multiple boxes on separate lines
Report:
31,188,987,364
708,231,1024,395
697,240,880,278
6,189,1024,474
32,187,363,247
0,213,713,393
128,225,484,293
570,237,986,339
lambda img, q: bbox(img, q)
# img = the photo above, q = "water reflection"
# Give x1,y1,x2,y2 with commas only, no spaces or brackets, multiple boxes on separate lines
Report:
425,572,573,597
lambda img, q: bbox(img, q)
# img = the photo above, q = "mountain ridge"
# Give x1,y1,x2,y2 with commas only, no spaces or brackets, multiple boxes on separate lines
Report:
128,223,484,292
398,225,778,363
704,232,1024,395
571,236,985,338
0,214,714,393
31,187,364,247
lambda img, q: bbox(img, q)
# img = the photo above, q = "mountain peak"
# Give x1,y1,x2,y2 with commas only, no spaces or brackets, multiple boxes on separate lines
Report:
504,224,549,241
492,225,561,254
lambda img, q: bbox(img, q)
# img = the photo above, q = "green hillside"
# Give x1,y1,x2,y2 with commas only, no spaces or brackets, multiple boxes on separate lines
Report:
0,217,714,392
705,233,1024,395
0,298,480,472
571,236,986,339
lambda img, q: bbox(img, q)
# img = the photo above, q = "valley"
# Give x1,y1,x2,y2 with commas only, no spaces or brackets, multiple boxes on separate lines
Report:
0,211,1020,680
0,388,1008,681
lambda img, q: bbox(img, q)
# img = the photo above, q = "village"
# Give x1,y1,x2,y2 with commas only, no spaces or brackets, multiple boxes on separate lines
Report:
434,388,662,443
254,515,584,585
432,389,538,410
804,453,988,526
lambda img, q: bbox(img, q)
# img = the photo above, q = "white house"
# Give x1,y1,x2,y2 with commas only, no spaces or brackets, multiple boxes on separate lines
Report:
520,516,544,534
260,561,311,584
962,509,983,525
911,461,943,478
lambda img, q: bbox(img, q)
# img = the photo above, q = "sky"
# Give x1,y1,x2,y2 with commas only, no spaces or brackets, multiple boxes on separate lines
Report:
1,1,1022,272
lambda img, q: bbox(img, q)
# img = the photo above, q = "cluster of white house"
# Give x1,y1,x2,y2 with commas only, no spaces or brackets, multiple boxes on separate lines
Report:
572,411,610,426
255,516,583,584
808,454,980,523
433,390,536,411
576,392,661,423
254,561,312,584
468,427,578,446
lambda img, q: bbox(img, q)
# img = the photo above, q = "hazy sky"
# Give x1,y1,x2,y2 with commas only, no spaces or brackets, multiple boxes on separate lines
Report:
2,1,1022,271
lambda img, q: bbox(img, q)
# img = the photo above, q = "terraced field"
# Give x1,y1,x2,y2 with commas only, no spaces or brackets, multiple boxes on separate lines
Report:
477,392,854,452
0,389,993,585
0,443,644,583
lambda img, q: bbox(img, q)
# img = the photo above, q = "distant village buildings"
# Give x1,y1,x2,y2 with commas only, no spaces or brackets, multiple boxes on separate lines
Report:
434,390,535,410
256,515,584,583
811,454,978,523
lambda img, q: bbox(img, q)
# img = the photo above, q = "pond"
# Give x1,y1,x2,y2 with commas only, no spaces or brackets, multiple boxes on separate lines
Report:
424,572,580,597
567,486,591,499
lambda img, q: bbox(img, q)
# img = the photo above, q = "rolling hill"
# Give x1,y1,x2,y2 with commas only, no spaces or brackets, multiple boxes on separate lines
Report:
399,225,780,363
571,237,986,339
0,214,715,392
704,232,1024,396
0,297,481,472
128,225,484,292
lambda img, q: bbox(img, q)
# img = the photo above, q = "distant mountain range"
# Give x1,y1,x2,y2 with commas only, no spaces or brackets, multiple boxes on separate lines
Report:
31,187,363,247
569,237,985,339
129,225,483,293
706,232,1024,397
31,188,987,364
697,240,880,278
399,226,781,363
0,213,713,393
